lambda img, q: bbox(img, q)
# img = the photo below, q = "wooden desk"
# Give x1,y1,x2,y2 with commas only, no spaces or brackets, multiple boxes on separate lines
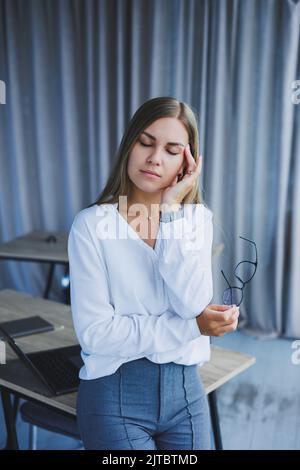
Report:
0,231,69,299
0,289,255,450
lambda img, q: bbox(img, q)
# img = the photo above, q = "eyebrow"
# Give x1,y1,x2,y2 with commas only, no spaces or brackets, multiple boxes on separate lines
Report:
141,131,186,147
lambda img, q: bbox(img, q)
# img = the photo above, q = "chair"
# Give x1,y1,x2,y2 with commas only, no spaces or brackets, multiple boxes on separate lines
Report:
20,401,83,450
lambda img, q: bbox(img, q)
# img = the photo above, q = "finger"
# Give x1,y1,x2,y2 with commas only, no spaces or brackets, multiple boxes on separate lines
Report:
218,313,239,327
206,304,238,315
208,304,234,311
184,144,197,174
218,319,238,335
231,310,240,320
209,303,239,311
207,307,239,322
185,157,202,179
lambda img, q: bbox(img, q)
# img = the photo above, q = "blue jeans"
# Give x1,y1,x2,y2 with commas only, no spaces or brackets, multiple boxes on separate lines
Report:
76,357,211,450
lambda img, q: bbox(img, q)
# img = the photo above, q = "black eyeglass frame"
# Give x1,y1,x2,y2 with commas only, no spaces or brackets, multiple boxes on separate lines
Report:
221,236,258,307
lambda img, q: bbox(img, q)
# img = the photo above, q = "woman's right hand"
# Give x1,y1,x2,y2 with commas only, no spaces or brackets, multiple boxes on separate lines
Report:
196,304,240,336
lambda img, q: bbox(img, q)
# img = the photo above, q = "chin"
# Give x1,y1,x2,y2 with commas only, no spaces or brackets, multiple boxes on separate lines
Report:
131,178,162,193
139,184,162,193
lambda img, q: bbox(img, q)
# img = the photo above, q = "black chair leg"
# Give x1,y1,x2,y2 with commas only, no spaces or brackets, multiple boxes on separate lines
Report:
13,395,20,422
208,390,223,450
0,389,19,450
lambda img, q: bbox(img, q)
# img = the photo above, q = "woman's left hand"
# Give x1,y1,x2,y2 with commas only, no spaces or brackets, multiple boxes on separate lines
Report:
161,144,202,205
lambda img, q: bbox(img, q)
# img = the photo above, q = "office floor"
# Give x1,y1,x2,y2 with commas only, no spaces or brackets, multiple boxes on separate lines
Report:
213,330,300,450
0,329,299,450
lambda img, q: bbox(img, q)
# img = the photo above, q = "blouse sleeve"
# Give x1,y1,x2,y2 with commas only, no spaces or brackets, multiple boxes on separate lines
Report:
68,218,201,359
154,204,213,320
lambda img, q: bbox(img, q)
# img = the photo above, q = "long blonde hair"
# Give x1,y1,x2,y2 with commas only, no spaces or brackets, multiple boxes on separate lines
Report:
89,96,203,207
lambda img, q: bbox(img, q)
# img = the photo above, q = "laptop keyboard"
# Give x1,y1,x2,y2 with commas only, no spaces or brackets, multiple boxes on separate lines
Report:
28,348,80,392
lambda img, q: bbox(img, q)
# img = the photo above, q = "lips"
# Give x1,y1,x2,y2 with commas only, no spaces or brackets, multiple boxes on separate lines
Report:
140,170,161,177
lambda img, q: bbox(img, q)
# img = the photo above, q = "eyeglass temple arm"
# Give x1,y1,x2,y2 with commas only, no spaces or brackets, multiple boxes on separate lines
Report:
239,236,258,263
221,270,231,289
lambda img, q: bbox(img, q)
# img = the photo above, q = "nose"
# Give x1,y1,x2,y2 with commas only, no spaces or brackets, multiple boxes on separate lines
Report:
146,146,163,165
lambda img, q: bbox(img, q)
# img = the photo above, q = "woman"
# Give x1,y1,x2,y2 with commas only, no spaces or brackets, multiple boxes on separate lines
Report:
68,96,239,450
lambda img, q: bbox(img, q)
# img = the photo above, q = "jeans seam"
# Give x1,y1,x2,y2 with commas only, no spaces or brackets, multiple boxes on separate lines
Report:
158,364,162,422
182,366,195,450
76,386,88,447
119,366,134,450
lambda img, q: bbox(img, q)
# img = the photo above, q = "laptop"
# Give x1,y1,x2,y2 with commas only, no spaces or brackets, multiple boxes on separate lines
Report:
0,324,83,396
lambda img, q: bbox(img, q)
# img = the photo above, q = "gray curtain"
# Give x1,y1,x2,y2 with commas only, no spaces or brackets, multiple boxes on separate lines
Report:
0,0,299,338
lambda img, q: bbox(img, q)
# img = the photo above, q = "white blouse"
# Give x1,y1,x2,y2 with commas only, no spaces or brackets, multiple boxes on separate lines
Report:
68,202,214,380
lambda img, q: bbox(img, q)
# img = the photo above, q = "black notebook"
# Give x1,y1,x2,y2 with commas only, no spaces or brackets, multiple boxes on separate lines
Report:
0,316,54,340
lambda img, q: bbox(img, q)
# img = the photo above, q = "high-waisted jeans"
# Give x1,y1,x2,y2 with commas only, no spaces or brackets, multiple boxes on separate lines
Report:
76,357,211,450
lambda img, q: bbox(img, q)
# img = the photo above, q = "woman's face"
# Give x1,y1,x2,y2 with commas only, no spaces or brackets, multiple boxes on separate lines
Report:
127,117,189,194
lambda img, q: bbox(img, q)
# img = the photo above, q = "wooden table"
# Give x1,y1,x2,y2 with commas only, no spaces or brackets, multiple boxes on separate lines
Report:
0,289,255,450
0,231,69,299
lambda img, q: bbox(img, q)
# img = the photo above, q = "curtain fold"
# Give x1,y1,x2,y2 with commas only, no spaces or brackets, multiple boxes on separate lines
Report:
0,0,299,338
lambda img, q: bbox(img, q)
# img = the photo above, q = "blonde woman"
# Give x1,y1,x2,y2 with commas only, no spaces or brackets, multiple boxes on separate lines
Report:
68,96,239,450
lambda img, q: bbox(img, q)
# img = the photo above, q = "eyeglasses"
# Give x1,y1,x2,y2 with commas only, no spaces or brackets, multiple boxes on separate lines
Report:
221,236,258,307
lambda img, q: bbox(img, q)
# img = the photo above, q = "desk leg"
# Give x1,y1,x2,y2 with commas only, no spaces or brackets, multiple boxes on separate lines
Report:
0,388,19,450
43,263,55,299
208,391,223,450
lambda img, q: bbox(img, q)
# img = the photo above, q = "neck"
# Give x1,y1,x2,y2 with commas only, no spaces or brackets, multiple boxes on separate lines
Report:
119,189,162,218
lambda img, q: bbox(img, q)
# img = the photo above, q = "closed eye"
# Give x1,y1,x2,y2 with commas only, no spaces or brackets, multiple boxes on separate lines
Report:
139,141,179,156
